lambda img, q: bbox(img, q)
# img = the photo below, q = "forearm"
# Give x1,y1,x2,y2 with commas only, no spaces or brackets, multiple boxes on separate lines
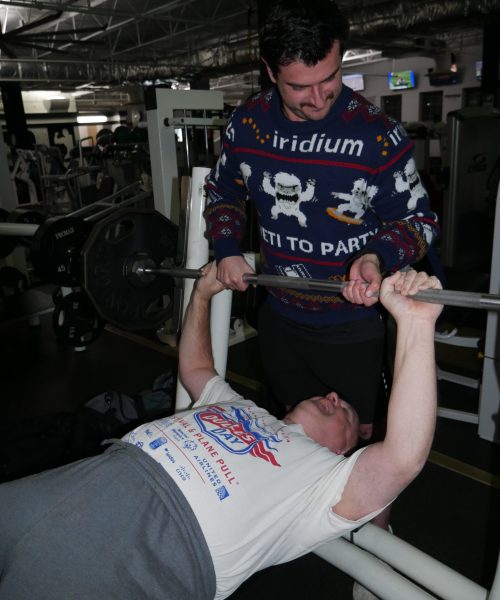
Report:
384,318,437,470
178,292,216,386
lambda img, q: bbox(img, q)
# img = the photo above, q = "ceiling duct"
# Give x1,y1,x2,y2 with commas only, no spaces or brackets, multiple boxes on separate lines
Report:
42,98,70,112
347,0,500,37
0,60,193,88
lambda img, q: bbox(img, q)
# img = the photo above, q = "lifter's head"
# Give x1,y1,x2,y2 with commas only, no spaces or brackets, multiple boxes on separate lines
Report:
284,392,359,455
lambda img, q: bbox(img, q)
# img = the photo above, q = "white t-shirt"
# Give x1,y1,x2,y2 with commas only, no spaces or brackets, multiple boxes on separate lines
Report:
123,376,381,599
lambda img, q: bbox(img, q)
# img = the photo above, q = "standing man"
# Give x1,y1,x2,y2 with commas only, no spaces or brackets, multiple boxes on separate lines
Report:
204,0,439,441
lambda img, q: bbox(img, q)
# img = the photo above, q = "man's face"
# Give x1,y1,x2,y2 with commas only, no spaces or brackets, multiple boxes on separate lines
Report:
266,41,343,122
286,392,359,454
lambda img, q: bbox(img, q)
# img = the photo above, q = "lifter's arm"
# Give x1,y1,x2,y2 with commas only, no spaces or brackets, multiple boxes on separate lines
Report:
178,262,225,403
333,270,442,520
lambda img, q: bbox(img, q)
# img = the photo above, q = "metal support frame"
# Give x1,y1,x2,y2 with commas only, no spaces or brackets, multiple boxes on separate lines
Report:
441,108,500,269
437,406,479,424
316,523,498,600
478,181,500,443
436,180,500,442
0,134,29,283
434,106,500,437
0,134,19,213
145,89,224,225
0,183,151,237
436,367,480,390
434,329,481,348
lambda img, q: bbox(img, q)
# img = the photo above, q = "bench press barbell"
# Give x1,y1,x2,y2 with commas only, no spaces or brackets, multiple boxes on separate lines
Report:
1,207,500,333
133,267,500,311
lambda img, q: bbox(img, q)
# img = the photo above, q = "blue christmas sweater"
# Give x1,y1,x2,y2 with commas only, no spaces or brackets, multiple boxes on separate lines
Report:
205,85,439,326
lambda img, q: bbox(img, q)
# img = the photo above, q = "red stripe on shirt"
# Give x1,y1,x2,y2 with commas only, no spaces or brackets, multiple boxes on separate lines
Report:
230,142,413,175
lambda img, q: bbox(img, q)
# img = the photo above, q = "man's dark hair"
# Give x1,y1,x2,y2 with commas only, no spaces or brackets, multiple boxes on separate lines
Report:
259,0,349,76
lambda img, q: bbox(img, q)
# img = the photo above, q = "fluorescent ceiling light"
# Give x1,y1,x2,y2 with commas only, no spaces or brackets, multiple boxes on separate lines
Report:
77,115,108,124
24,90,67,100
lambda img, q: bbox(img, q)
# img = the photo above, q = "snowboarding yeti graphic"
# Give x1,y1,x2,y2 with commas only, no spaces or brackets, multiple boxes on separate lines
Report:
327,177,378,224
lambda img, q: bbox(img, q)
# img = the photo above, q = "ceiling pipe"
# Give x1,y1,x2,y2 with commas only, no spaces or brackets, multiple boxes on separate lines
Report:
347,0,500,36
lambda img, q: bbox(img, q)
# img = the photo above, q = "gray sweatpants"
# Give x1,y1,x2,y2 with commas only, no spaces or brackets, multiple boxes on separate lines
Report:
0,441,216,600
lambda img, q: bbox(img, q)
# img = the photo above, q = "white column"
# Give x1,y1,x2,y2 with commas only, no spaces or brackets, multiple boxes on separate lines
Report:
175,167,232,411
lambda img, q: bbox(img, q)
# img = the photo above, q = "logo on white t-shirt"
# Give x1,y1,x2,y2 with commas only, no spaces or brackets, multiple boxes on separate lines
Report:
194,405,282,467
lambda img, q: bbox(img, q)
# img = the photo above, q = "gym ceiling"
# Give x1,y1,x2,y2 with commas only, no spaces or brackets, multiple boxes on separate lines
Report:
0,0,497,109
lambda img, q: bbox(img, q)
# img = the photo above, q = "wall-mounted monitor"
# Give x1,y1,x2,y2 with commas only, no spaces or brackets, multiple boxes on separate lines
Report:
342,73,365,92
388,70,416,91
428,71,460,86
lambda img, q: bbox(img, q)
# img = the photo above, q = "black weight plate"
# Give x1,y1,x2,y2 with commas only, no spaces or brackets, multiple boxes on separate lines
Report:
31,217,92,286
8,209,45,225
82,208,178,331
0,208,19,258
52,291,104,346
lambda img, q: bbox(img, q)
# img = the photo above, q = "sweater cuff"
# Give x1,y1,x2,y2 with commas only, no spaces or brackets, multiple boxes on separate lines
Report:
361,241,402,273
348,247,385,272
212,237,243,263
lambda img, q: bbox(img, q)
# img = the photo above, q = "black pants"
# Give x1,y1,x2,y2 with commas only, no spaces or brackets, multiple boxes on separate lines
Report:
258,303,386,424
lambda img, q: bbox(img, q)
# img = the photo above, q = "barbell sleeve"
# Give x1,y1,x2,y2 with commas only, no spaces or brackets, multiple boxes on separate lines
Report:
0,223,40,237
140,267,500,312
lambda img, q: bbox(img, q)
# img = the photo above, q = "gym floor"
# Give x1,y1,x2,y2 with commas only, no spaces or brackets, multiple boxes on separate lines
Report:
0,287,499,599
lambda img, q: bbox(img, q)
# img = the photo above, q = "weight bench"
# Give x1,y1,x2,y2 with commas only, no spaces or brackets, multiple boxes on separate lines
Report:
174,167,500,600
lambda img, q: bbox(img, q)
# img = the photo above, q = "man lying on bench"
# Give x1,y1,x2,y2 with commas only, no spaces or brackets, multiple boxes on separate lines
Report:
0,262,442,600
